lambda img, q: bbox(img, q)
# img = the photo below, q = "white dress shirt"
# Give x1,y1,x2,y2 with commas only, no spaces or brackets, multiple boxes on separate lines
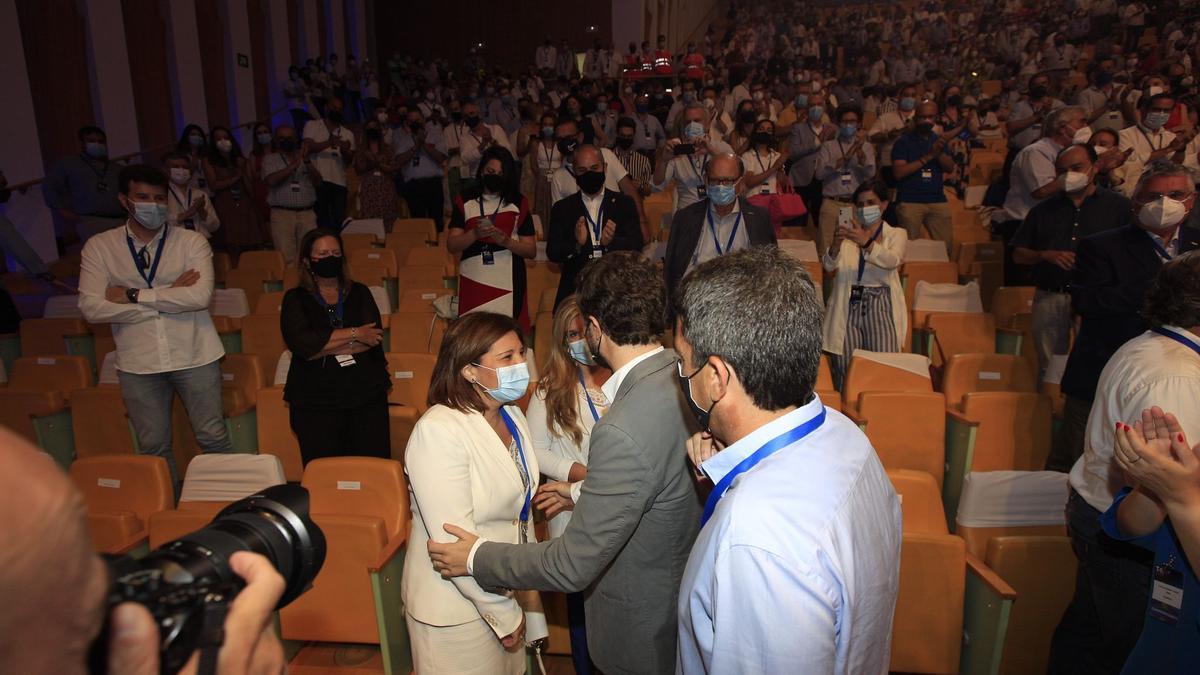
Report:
526,381,609,538
1070,327,1200,512
460,124,514,176
301,120,355,186
999,137,1063,222
550,148,629,205
678,396,902,674
687,200,750,272
78,223,223,375
1117,124,1177,197
166,184,220,238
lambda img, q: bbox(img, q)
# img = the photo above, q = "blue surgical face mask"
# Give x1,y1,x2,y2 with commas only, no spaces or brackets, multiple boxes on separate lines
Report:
856,204,882,226
130,201,168,230
899,96,917,111
85,141,107,159
683,91,697,103
808,105,825,123
708,183,736,206
596,101,608,113
1144,111,1171,130
840,122,859,138
684,121,706,139
256,132,272,146
473,361,530,403
794,93,809,108
567,339,594,366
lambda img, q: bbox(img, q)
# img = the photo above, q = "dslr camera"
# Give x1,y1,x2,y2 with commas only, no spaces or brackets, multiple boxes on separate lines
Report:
88,485,326,675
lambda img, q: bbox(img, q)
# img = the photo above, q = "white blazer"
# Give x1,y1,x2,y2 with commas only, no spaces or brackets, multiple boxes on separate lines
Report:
402,404,539,638
821,222,908,356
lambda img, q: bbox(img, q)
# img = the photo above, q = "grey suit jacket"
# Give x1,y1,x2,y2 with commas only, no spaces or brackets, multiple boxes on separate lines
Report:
473,349,702,674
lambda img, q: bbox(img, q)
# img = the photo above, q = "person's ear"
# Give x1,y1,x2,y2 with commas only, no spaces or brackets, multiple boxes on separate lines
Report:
706,356,732,403
461,364,479,385
118,193,130,211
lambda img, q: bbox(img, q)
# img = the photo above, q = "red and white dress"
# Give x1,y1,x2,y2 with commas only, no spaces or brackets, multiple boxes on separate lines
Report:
451,193,535,330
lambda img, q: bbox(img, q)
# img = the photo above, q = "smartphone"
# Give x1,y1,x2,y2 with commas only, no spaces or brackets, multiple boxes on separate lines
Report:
673,143,695,156
837,206,853,229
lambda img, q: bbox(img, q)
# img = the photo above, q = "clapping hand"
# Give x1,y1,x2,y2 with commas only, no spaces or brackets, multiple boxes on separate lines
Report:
574,216,590,245
600,220,617,246
1114,407,1200,509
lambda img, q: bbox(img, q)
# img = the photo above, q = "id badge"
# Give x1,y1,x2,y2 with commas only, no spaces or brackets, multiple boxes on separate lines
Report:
230,186,243,200
849,285,864,305
96,181,109,192
482,249,495,265
591,245,604,259
290,180,301,192
1149,563,1184,625
760,185,771,194
697,183,707,198
921,168,933,180
334,354,357,367
840,171,852,188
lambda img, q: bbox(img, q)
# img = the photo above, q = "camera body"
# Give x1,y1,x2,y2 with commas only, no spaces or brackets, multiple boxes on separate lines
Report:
89,485,326,675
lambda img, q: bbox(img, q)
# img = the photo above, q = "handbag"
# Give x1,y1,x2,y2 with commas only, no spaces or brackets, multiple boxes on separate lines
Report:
748,175,808,235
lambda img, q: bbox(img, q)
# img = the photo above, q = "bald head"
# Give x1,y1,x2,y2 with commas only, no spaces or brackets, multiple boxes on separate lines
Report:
706,153,744,182
574,144,604,171
0,430,108,674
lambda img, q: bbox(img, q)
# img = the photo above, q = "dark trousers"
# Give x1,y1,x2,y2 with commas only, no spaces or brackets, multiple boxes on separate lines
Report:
993,218,1034,287
798,180,824,230
315,182,348,230
1048,395,1091,472
289,397,391,465
567,591,593,675
402,176,446,232
1048,489,1153,675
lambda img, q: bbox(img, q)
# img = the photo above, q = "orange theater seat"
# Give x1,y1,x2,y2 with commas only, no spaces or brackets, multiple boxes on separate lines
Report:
70,455,173,554
350,248,399,277
389,311,446,353
841,351,933,417
240,313,287,366
237,250,286,279
19,317,89,356
891,533,968,674
846,391,946,487
256,386,303,481
385,352,436,411
941,353,1036,410
925,312,996,367
147,454,286,548
958,392,1053,472
69,386,136,458
0,355,93,453
887,469,948,536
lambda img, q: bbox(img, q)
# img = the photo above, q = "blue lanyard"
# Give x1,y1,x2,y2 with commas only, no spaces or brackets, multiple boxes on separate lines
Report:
1152,327,1200,357
583,199,606,243
706,208,742,256
500,408,533,524
1146,231,1174,261
125,225,168,288
314,288,345,327
701,407,826,527
477,196,503,220
856,224,884,284
577,369,601,422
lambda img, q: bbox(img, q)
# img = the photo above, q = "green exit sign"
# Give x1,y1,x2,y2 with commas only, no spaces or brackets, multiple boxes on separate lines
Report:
237,53,249,68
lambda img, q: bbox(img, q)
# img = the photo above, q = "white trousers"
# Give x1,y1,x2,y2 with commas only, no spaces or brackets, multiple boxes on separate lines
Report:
406,614,524,675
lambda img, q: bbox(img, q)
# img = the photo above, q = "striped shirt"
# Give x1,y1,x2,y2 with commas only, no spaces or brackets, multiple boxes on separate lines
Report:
613,148,653,193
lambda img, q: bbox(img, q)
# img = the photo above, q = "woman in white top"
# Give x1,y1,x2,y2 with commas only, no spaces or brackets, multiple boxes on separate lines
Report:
740,119,786,196
525,296,609,675
528,111,562,229
163,152,219,238
403,312,545,675
821,180,908,388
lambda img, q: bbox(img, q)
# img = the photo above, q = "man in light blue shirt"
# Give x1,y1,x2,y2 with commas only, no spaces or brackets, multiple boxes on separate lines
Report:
673,246,902,674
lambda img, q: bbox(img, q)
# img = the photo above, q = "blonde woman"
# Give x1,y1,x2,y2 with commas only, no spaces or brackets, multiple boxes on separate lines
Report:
525,296,610,675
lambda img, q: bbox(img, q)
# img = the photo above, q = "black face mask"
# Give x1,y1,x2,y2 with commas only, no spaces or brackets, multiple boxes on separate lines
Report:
751,131,774,146
1029,86,1048,101
365,128,383,142
614,136,634,150
277,138,297,152
575,169,606,195
481,173,506,193
409,123,424,134
310,255,343,279
738,110,757,125
450,111,463,122
464,115,481,128
678,363,717,431
584,322,610,370
327,110,344,124
916,121,935,135
557,137,579,156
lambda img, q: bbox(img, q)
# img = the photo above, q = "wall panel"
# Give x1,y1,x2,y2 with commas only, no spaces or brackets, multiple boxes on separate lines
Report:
195,0,229,128
122,0,176,158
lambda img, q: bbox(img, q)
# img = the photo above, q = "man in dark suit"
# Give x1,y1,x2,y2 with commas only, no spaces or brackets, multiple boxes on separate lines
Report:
1054,160,1200,472
663,153,776,310
547,144,644,308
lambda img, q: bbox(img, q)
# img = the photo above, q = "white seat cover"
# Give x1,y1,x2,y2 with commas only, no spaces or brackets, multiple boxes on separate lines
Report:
955,470,1069,528
850,349,932,379
341,218,385,238
273,350,291,386
210,288,250,317
913,280,984,313
778,239,819,262
44,294,84,318
180,454,286,503
904,239,951,263
369,285,392,315
99,351,119,384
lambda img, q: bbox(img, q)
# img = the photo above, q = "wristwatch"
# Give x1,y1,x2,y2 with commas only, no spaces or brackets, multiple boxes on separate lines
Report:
126,288,140,304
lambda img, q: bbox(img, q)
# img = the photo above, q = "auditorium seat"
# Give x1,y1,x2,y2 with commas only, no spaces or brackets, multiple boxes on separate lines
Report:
524,263,562,319
341,232,379,252
389,405,421,462
240,313,287,367
256,386,303,481
397,265,447,291
386,229,433,251
534,311,555,374
147,453,287,548
350,247,399,277
941,353,1036,409
900,261,958,310
404,244,454,276
904,238,952,263
342,218,387,240
844,391,946,487
840,350,933,416
87,322,116,374
212,251,232,285
1042,354,1068,417
219,353,268,452
392,217,437,242
924,312,997,368
955,242,1005,309
355,262,391,292
991,286,1035,329
396,288,450,313
70,386,137,458
20,317,90,358
537,287,558,315
0,355,93,467
385,352,436,411
887,469,948,535
254,290,287,314
224,267,274,313
988,536,1076,675
70,455,173,555
955,470,1069,555
237,250,286,280
280,457,412,674
43,294,84,318
389,311,446,353
814,355,840,411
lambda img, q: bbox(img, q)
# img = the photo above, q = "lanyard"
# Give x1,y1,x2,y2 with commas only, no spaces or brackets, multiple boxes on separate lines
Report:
314,288,345,327
125,226,168,288
701,407,827,527
754,149,770,173
857,224,884,284
477,196,503,221
81,154,110,180
1152,327,1200,357
706,208,742,256
583,197,605,243
500,409,533,524
1146,230,1174,261
169,186,192,210
542,143,555,169
578,369,601,422
1139,126,1163,151
689,154,708,182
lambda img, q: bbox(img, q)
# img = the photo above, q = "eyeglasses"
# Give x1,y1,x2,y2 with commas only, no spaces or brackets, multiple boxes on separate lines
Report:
707,178,738,187
1135,191,1195,203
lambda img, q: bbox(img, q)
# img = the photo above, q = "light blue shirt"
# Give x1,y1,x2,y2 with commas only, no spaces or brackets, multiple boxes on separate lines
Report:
676,395,902,674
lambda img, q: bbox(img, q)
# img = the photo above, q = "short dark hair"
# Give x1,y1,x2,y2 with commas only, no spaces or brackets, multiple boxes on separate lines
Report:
852,179,889,203
836,104,863,121
161,151,189,164
616,116,637,132
1057,143,1097,163
577,251,665,346
1145,250,1200,329
676,246,823,410
428,312,524,413
118,165,168,195
78,125,105,141
1142,92,1177,110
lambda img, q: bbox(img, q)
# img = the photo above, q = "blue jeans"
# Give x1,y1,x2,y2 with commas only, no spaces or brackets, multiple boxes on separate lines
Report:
118,360,232,482
1048,489,1153,675
567,591,593,675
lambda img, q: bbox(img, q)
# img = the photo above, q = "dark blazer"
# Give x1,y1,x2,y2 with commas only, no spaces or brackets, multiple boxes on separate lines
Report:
1062,224,1200,401
472,350,702,674
663,197,776,312
547,189,644,308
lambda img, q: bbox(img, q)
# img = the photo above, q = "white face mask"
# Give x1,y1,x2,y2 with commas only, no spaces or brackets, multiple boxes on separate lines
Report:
169,168,191,185
1138,196,1189,230
130,200,168,230
1072,125,1093,145
216,139,233,153
1063,170,1091,193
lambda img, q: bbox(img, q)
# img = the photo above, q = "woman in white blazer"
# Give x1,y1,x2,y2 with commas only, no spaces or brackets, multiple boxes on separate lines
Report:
525,296,610,675
821,180,908,388
403,312,544,675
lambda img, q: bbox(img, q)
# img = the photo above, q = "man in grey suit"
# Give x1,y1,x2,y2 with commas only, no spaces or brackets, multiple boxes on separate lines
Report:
430,251,702,674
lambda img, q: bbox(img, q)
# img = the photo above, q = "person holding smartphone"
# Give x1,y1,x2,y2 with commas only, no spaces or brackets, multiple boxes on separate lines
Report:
821,180,908,388
651,103,734,214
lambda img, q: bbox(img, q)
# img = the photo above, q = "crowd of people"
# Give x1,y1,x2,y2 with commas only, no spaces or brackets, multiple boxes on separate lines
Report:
7,0,1200,673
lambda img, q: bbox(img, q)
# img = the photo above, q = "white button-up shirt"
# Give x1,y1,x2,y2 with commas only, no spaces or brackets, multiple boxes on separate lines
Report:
1070,327,1200,512
999,137,1063,222
678,396,902,674
301,120,355,186
78,223,223,375
688,200,751,272
550,148,630,205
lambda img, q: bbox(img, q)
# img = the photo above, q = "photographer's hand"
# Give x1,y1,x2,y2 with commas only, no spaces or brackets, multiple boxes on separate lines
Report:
107,551,286,675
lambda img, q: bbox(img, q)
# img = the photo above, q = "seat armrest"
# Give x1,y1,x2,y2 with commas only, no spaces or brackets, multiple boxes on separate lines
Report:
965,552,1017,599
109,530,151,557
369,532,409,572
946,408,979,428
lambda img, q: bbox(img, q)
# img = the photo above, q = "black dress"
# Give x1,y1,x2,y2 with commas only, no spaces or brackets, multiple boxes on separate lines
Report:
280,282,392,463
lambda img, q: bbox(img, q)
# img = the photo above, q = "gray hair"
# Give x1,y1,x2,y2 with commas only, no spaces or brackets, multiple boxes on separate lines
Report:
676,102,709,136
1134,159,1195,198
675,246,823,410
1145,250,1200,330
1044,105,1086,138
